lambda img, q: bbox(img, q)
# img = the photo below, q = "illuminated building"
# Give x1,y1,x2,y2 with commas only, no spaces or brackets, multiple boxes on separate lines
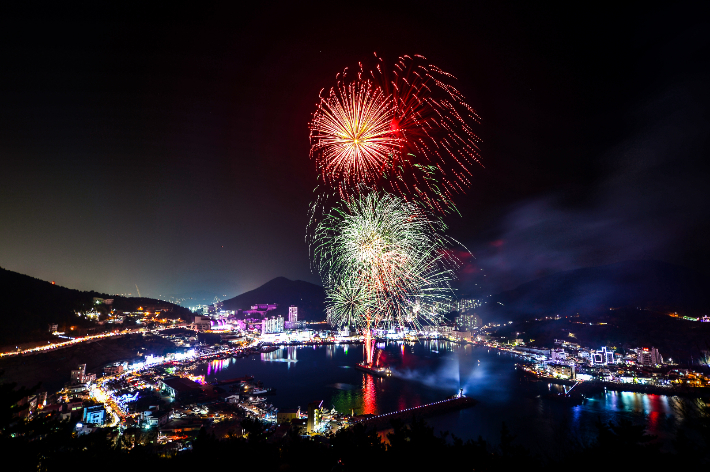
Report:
288,305,298,323
638,347,662,365
326,306,334,325
193,315,211,331
103,363,124,376
307,400,323,433
83,405,106,425
551,349,567,362
277,407,300,424
262,316,284,334
451,330,474,342
455,312,480,330
547,363,575,379
70,364,94,384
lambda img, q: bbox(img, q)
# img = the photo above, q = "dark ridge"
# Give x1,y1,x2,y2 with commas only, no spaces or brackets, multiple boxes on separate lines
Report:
0,266,192,346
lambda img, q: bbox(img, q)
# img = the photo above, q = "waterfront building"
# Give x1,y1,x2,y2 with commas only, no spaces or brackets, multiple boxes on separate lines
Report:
262,316,284,334
288,306,298,323
160,377,203,401
452,330,475,342
547,363,575,379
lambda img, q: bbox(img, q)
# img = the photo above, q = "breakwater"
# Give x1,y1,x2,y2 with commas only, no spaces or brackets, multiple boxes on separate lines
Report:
354,396,478,430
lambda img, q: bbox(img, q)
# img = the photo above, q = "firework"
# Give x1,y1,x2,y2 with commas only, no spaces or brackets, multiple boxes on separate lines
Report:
312,190,460,330
309,80,400,199
323,275,370,330
309,54,481,213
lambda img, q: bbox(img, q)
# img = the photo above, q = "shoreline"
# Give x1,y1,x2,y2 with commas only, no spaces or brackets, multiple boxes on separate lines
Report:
517,368,710,398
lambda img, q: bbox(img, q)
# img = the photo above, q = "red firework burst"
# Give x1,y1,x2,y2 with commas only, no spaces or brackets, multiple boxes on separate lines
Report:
309,54,481,214
309,80,401,197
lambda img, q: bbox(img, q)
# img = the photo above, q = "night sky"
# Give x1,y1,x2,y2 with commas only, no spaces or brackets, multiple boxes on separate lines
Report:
1,3,708,301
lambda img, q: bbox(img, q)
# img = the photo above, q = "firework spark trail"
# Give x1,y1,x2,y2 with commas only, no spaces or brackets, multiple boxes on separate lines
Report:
312,190,461,330
309,80,400,196
310,53,481,214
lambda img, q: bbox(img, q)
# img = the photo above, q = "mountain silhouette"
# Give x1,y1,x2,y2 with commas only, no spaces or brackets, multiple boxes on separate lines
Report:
221,277,325,321
0,266,191,346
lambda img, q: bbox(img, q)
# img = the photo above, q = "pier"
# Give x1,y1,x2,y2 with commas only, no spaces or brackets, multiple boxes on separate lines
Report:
354,395,478,430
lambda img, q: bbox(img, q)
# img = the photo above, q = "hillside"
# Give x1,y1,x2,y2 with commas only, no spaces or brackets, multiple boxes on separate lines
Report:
478,260,709,323
0,267,192,345
221,277,325,321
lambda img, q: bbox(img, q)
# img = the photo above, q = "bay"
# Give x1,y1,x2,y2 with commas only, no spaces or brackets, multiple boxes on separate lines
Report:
200,340,704,454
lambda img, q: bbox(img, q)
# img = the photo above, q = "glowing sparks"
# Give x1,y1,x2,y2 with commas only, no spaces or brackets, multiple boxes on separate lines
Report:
309,54,481,214
307,53,479,335
312,190,460,330
309,80,400,196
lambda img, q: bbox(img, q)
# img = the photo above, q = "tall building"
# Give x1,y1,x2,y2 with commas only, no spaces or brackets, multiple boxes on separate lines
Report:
455,312,480,331
307,400,323,434
288,306,298,323
70,364,86,384
590,346,616,365
638,347,662,365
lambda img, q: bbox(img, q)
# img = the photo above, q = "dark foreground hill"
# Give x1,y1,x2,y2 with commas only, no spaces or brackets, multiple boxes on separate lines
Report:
0,267,192,346
478,260,709,323
221,277,325,321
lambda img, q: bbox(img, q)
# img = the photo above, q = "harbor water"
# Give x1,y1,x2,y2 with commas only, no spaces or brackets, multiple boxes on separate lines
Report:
200,340,705,453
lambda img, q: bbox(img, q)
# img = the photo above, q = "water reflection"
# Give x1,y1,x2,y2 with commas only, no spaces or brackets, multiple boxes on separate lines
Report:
199,340,703,452
206,357,234,376
261,346,298,368
362,374,377,414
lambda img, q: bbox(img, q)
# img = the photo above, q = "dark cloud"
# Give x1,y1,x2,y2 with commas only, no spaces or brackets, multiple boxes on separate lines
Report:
464,21,710,293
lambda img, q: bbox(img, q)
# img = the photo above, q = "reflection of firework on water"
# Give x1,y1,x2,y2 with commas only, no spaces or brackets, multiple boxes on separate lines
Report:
312,190,461,330
309,53,481,214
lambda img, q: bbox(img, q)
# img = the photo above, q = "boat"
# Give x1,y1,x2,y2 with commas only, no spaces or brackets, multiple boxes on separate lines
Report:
355,363,392,377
